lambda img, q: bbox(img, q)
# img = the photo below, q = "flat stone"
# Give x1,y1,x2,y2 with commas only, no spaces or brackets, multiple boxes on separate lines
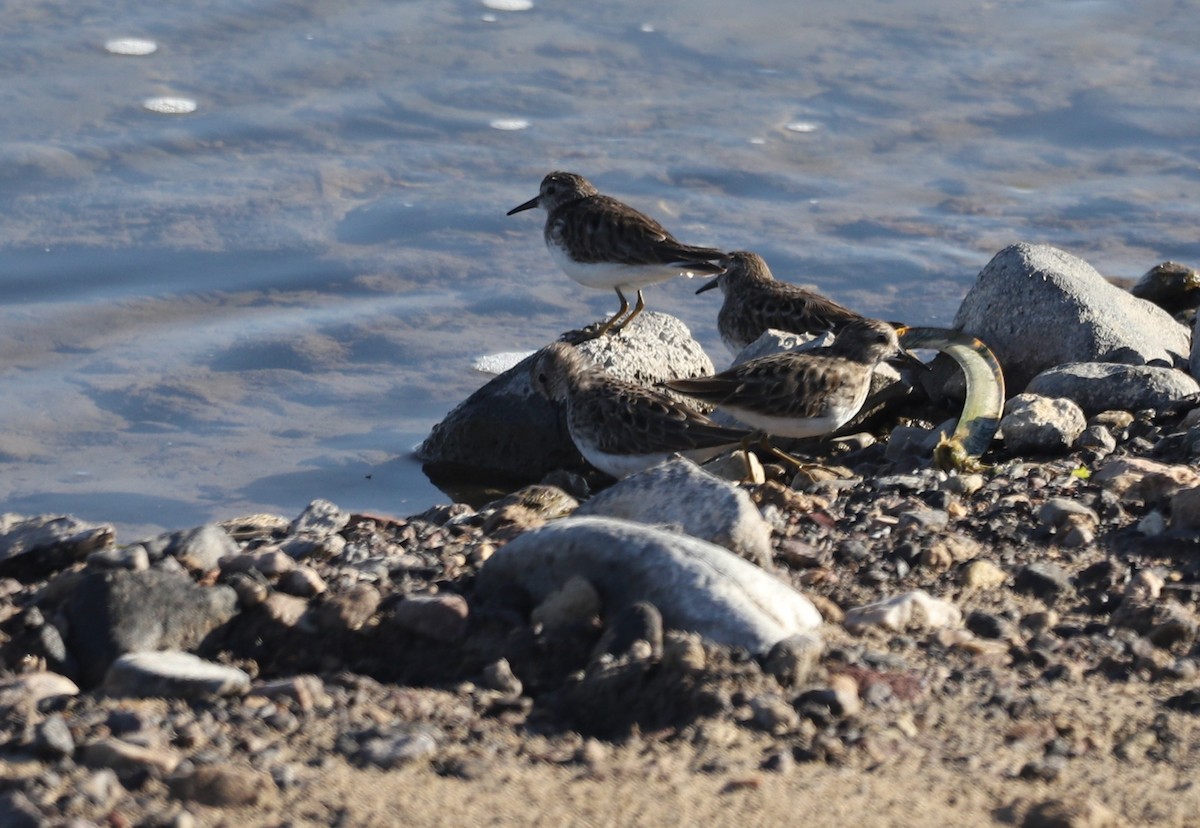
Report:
350,724,440,768
844,590,962,633
0,513,114,572
1026,362,1200,417
82,737,181,776
1094,457,1200,505
954,243,1190,391
103,651,251,700
417,312,715,482
475,517,821,654
962,560,1007,590
574,456,773,566
0,671,79,708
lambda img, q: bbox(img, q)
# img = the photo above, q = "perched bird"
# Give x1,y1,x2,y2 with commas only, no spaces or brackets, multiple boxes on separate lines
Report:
664,318,919,439
696,250,865,354
508,171,725,337
529,342,753,478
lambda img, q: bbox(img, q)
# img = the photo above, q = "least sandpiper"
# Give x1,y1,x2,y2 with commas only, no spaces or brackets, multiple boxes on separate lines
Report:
508,171,725,336
696,251,864,354
530,342,752,478
664,318,919,439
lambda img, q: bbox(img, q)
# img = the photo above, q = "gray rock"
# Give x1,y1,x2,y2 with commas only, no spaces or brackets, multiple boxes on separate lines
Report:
161,524,239,572
416,312,715,481
34,712,75,759
276,566,327,597
1015,562,1074,604
1000,393,1087,454
475,517,822,654
574,456,773,566
290,499,350,537
954,243,1190,391
316,583,380,632
104,651,251,700
732,329,829,366
764,632,824,688
350,724,440,768
64,569,239,686
389,593,469,642
0,513,114,570
481,658,522,696
1026,362,1199,416
87,545,150,571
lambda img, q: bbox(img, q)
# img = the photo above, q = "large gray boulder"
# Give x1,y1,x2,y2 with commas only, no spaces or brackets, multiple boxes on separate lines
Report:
954,244,1190,392
417,312,714,481
1026,362,1200,416
574,456,773,566
475,516,821,653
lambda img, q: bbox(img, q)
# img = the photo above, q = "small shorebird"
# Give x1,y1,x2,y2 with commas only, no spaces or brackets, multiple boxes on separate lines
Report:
530,342,753,478
696,251,865,354
664,318,920,439
508,171,725,337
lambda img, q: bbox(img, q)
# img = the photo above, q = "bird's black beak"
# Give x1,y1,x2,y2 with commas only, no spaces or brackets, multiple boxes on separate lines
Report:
695,277,722,295
887,328,931,372
507,196,540,216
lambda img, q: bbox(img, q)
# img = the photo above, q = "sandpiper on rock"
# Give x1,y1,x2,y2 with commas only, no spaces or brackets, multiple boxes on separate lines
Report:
509,171,725,337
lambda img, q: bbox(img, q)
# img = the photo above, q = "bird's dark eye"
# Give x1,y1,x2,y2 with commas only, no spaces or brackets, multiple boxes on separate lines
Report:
545,185,556,195
537,372,548,384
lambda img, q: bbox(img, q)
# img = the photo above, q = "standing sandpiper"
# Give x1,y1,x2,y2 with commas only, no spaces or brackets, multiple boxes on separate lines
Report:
530,342,753,478
508,171,725,337
664,318,919,439
696,251,865,355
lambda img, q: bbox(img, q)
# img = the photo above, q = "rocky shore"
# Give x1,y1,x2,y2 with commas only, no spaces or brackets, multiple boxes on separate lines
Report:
5,242,1200,826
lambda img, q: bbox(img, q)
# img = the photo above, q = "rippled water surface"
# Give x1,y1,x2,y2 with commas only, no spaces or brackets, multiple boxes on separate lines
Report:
1,0,1198,537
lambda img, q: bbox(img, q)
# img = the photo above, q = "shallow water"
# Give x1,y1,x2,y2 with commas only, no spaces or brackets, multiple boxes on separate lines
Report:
1,0,1198,538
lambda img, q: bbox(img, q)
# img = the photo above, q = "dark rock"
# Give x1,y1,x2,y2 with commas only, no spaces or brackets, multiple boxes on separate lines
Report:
593,601,664,660
417,312,715,482
63,569,238,686
1015,563,1074,604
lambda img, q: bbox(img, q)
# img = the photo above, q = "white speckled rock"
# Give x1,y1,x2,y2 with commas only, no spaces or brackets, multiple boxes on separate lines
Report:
955,243,1189,391
476,516,820,653
1000,393,1087,454
574,456,773,566
103,651,250,700
844,590,962,633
